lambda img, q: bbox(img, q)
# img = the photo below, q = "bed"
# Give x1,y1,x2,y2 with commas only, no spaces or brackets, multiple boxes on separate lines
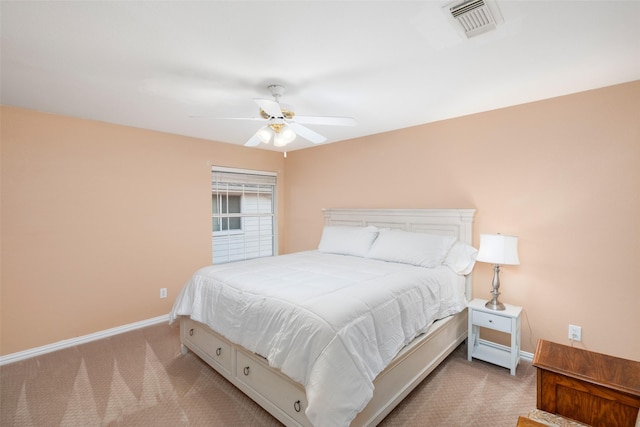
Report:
170,208,476,426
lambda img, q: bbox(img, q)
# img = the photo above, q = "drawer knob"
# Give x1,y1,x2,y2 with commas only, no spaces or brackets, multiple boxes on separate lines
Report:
294,400,301,413
216,347,222,356
243,366,250,376
489,319,493,323
189,328,194,336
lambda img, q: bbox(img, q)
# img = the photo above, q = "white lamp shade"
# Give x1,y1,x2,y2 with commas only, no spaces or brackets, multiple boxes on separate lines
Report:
257,126,272,144
273,133,287,147
274,125,296,147
281,125,296,142
476,234,520,265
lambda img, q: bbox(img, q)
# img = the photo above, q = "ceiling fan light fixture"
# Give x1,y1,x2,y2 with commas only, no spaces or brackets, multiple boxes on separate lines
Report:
273,125,296,147
257,126,272,144
269,122,284,133
273,134,286,147
239,85,355,148
281,125,296,142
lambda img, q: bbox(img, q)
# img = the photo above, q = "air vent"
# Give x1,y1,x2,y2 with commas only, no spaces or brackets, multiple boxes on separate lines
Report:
446,0,503,38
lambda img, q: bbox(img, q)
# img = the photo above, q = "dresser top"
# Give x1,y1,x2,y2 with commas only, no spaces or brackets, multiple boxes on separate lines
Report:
532,339,640,396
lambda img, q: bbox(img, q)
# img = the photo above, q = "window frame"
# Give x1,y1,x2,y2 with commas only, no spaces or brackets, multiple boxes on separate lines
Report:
211,166,278,264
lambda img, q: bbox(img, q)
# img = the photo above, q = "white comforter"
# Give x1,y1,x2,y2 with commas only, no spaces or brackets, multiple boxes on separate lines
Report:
169,251,466,426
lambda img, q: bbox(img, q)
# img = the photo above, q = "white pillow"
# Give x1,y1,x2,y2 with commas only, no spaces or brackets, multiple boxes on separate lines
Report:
366,229,456,268
443,241,478,275
317,226,379,257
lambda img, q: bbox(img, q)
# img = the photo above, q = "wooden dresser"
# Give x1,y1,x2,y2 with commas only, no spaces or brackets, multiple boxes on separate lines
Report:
532,339,640,427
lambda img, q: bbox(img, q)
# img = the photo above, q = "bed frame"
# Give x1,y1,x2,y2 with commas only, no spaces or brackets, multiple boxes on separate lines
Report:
180,208,476,426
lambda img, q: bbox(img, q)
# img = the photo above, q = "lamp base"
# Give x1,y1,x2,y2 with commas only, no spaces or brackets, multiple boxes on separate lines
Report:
486,264,506,310
485,299,505,310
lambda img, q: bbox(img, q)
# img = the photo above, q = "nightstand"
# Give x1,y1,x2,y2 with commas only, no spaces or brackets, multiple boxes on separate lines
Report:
467,298,522,375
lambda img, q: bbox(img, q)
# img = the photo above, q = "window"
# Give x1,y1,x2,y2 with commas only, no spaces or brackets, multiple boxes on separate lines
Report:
212,194,241,232
211,167,277,264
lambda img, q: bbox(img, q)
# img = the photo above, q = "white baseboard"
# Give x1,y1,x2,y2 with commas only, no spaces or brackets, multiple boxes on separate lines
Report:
2,318,535,367
0,314,170,366
521,350,534,362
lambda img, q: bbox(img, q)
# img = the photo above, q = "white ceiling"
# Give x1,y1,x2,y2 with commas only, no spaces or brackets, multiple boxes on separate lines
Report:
2,1,639,152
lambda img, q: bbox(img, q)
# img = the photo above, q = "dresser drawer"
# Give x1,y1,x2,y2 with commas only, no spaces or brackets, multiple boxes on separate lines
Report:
472,310,512,333
236,350,308,425
182,319,232,373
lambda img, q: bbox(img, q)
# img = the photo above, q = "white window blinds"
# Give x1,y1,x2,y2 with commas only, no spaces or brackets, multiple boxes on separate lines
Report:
212,170,277,187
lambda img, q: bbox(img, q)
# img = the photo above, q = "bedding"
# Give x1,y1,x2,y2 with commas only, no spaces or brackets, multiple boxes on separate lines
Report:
366,228,456,267
170,250,467,427
317,225,379,257
444,240,479,275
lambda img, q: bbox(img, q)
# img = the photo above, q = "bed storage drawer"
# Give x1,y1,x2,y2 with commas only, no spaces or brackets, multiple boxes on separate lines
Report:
236,350,309,425
182,319,232,373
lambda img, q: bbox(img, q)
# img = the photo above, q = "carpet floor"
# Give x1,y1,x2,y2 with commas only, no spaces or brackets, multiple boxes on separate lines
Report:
1,322,536,426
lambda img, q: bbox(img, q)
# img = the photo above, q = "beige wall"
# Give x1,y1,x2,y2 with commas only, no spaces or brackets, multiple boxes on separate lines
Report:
1,107,286,355
284,81,640,360
2,81,639,361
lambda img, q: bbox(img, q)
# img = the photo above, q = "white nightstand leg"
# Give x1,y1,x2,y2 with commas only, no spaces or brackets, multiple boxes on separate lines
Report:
467,319,476,362
509,316,520,375
510,323,517,375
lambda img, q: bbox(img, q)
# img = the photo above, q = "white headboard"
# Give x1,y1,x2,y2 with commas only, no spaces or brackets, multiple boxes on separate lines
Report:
322,208,476,299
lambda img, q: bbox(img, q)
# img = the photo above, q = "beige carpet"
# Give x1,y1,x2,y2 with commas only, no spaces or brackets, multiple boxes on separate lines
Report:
1,322,536,426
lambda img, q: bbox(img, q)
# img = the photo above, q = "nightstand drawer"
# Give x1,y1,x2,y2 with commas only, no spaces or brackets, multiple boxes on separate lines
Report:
472,310,511,333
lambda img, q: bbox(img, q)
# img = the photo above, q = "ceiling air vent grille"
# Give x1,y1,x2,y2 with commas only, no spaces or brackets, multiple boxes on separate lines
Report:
448,0,501,38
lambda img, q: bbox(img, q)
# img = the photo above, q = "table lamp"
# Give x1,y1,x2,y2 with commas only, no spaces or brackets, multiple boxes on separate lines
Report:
476,233,520,310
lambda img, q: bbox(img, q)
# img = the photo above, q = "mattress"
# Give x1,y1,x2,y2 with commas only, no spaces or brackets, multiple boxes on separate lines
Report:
170,250,467,426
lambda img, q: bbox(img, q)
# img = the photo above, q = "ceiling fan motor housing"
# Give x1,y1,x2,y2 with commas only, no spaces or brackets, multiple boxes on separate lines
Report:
260,108,294,121
268,84,286,99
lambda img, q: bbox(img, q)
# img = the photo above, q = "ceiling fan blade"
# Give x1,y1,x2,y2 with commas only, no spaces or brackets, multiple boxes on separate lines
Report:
244,131,263,147
288,122,327,144
254,98,283,118
293,116,357,127
189,115,264,122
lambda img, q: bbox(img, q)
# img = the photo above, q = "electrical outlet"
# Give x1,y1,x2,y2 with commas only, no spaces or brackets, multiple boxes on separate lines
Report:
568,324,582,342
160,288,167,299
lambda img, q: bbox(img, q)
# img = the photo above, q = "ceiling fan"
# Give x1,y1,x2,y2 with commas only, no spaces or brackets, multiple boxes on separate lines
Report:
228,85,357,148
